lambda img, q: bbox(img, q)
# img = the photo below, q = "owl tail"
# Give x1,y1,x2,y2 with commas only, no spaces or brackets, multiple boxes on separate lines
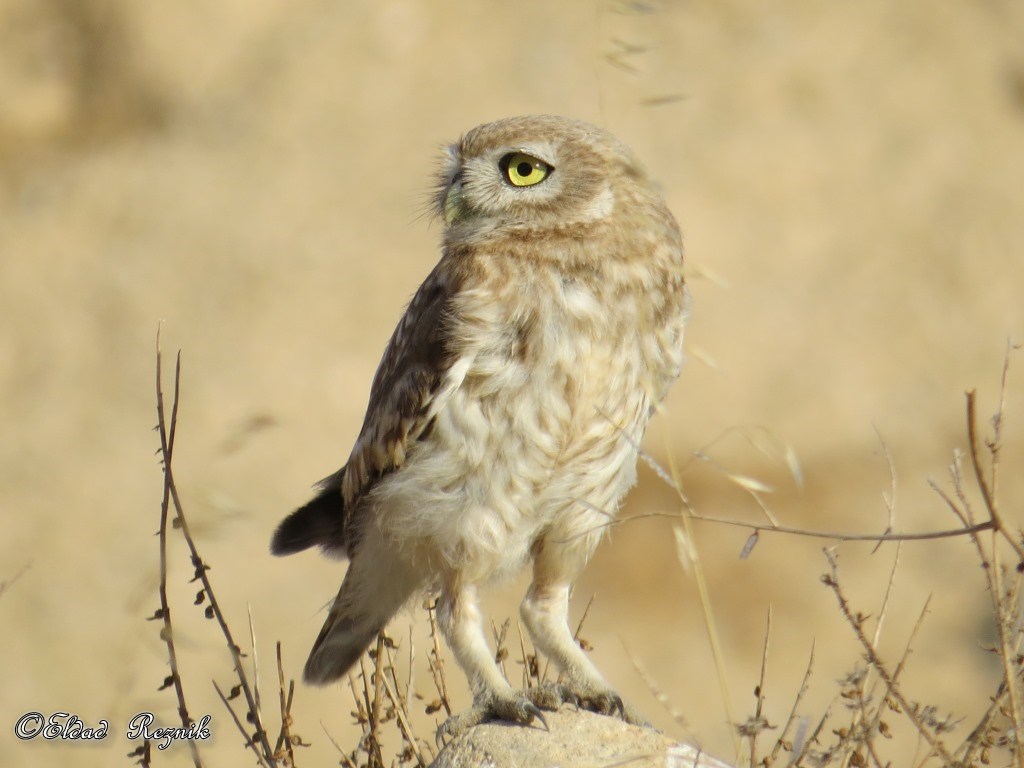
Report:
271,468,348,558
303,545,423,685
303,604,382,685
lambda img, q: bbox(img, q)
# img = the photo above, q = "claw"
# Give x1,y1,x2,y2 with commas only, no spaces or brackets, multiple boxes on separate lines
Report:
523,681,581,713
547,682,647,726
435,719,455,749
436,689,553,744
525,703,549,731
610,693,626,719
563,688,581,710
435,705,489,747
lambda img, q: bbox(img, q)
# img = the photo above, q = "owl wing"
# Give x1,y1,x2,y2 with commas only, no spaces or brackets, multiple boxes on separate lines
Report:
339,263,466,513
270,260,467,558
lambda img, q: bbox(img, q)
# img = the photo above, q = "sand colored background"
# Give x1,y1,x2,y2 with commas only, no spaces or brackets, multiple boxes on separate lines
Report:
1,1,1023,765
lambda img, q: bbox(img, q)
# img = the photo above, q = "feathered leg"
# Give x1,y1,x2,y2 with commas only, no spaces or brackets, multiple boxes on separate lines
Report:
434,577,552,741
519,535,647,725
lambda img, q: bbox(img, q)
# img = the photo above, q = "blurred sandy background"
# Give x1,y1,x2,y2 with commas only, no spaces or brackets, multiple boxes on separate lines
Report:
2,1,1023,765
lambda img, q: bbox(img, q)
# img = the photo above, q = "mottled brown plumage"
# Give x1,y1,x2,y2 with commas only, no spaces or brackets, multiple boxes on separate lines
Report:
271,114,689,737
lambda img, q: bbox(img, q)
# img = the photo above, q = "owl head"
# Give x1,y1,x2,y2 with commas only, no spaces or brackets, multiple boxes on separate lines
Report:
435,115,659,239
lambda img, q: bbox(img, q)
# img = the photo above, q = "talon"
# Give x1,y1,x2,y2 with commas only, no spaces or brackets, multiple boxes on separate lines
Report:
610,693,626,719
525,703,549,731
435,720,454,750
435,719,458,749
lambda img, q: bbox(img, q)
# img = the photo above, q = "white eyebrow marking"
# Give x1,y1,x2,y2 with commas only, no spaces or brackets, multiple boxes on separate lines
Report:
580,185,615,221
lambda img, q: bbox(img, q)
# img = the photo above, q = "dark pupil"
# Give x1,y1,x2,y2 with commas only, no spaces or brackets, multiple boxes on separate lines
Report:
515,161,534,177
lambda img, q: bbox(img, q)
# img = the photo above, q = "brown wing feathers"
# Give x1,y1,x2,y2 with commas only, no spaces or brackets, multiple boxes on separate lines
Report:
271,267,457,559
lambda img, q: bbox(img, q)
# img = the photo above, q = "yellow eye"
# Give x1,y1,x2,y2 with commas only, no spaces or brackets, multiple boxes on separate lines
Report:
501,152,552,187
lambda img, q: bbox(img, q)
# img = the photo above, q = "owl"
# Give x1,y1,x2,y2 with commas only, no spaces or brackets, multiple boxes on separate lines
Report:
271,115,689,738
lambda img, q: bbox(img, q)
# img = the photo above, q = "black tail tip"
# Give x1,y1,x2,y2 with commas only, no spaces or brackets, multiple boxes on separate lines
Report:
270,492,346,556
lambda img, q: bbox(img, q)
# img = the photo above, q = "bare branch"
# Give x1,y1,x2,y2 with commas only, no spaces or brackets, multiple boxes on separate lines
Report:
380,653,428,768
155,337,274,763
154,334,204,768
966,390,1024,562
767,641,814,765
870,427,897,554
821,550,956,765
214,680,272,768
745,606,773,767
563,507,993,546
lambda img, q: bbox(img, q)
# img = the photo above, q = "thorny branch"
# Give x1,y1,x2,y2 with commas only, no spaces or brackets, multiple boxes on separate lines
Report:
822,549,957,765
154,336,279,766
153,337,204,768
966,392,1024,562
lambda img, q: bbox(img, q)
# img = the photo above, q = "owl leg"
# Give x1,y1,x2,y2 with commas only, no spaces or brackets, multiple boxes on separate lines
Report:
519,538,648,726
435,578,550,742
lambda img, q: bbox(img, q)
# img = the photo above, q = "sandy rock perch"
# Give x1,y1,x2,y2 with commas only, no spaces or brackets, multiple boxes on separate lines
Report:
429,710,734,768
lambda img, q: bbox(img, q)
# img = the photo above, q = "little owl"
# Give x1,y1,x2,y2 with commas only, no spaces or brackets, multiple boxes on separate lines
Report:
271,114,689,737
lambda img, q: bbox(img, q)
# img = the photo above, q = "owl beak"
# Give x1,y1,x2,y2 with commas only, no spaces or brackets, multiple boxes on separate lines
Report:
443,175,464,226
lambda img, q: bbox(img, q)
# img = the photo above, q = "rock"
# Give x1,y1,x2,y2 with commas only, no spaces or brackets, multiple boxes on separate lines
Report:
429,710,734,768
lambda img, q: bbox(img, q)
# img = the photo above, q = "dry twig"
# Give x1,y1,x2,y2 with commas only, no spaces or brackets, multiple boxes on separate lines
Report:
822,549,957,765
766,641,814,766
154,335,299,767
153,339,205,768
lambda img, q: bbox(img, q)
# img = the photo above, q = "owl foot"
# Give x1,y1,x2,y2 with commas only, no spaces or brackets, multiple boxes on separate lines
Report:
563,683,649,727
436,686,569,745
522,681,581,712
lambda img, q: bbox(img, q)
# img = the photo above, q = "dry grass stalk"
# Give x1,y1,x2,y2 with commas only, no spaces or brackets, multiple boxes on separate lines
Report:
765,641,814,766
737,607,774,767
381,639,429,766
0,563,30,600
625,644,691,736
492,618,512,681
667,452,743,764
149,332,1023,767
834,541,903,768
424,597,454,719
632,347,1021,768
821,549,957,765
273,642,303,764
153,336,304,767
151,341,204,768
